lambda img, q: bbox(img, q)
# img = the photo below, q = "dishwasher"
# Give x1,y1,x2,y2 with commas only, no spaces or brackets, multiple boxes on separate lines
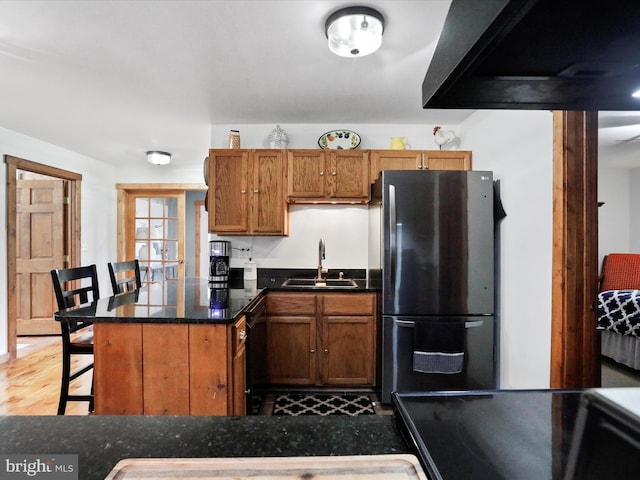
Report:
245,294,267,414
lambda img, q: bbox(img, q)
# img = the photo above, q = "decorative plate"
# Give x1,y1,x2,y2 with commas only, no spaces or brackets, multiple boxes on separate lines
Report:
318,130,361,149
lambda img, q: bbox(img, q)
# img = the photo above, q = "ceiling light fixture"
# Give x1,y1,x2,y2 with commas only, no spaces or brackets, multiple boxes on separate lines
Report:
146,151,171,165
632,89,640,98
325,6,384,58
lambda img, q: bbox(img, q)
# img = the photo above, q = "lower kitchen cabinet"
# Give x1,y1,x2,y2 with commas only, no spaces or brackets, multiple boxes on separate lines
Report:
266,292,376,386
94,316,247,415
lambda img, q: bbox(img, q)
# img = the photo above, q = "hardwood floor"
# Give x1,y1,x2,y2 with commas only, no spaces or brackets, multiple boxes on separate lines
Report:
0,336,93,415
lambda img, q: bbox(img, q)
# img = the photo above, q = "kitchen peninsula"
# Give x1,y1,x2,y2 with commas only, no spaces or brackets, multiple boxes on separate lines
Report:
55,275,377,416
0,415,407,480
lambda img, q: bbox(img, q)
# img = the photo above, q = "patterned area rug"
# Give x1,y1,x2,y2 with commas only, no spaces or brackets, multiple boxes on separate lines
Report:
272,393,375,416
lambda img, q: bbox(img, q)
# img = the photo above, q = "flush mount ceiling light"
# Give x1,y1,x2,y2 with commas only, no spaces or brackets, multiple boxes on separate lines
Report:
146,151,171,165
325,6,384,58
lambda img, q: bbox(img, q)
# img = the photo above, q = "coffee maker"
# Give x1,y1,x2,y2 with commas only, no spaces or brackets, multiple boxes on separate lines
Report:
209,240,230,284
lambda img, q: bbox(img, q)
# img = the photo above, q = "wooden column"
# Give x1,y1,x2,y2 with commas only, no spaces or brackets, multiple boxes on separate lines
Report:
550,110,600,388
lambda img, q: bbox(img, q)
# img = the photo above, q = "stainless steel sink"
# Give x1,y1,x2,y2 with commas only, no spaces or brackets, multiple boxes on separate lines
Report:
281,278,359,288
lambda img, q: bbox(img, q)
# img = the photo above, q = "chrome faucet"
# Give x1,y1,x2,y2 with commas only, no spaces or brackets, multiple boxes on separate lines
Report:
317,238,326,280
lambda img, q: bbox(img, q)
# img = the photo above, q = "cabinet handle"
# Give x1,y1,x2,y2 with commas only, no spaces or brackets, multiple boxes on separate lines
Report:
253,189,259,193
241,189,247,194
239,330,247,340
310,349,315,353
332,172,337,176
324,348,329,353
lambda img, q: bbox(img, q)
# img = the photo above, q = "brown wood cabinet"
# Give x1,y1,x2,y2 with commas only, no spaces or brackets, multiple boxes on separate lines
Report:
287,150,370,203
94,316,247,416
369,150,472,182
266,292,376,386
207,149,288,235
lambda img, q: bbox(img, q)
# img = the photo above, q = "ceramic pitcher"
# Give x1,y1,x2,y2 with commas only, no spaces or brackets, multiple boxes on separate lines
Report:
390,137,409,150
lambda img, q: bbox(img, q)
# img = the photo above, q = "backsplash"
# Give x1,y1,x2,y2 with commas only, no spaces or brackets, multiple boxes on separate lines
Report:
211,205,369,270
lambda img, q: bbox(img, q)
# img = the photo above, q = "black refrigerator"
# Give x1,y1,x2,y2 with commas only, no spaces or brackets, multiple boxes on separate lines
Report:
368,170,496,403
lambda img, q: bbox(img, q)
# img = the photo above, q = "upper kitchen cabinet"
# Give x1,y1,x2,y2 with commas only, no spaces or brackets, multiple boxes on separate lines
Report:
287,150,370,204
370,150,472,183
423,150,472,171
207,149,288,236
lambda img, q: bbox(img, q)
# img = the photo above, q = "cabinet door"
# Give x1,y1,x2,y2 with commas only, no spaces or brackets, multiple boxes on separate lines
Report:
231,316,247,416
370,150,422,182
327,151,370,200
208,150,250,233
287,150,326,199
251,150,287,235
322,315,375,385
423,150,472,171
267,315,317,385
320,293,376,385
189,324,229,415
232,343,246,415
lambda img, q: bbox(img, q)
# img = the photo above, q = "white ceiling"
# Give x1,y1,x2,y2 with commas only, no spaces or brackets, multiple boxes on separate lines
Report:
0,1,638,168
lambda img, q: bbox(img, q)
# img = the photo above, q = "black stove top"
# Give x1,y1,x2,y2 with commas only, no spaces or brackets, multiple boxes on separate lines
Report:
392,390,583,480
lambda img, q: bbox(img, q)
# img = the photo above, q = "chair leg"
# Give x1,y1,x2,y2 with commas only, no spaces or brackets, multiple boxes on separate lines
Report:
88,372,95,413
58,352,71,415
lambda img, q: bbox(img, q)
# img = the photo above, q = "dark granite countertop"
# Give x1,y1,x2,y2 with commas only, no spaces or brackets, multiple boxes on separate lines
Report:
0,415,406,480
55,270,379,326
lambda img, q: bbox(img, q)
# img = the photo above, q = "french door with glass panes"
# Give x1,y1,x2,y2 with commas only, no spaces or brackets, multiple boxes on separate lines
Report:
127,192,185,316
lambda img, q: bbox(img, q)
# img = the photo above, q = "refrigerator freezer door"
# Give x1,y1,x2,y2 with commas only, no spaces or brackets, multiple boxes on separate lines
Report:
382,315,495,404
381,170,494,316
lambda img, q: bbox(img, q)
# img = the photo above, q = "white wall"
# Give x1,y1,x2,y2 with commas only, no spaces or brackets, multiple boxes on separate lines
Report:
210,123,462,151
0,126,118,356
214,205,369,270
598,167,632,264
631,169,640,252
460,110,554,389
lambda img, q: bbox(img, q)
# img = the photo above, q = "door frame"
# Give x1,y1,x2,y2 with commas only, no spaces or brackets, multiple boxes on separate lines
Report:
4,155,82,361
115,183,205,262
194,200,206,278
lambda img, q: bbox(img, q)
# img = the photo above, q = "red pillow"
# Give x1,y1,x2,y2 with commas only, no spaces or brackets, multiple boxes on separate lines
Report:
600,253,640,291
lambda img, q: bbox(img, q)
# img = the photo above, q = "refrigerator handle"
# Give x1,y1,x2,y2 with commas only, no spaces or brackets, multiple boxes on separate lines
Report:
395,319,485,328
388,184,397,290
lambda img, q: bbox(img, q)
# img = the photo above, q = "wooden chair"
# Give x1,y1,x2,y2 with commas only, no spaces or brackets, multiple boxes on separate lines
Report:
108,259,142,295
50,264,99,415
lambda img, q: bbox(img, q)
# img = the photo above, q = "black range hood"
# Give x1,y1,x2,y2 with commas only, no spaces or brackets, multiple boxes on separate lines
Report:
423,0,640,110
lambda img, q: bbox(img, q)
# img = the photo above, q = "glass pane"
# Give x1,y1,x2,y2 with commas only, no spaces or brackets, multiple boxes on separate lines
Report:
164,262,178,279
166,219,178,240
166,197,178,217
135,198,149,217
165,281,177,305
149,198,165,218
135,219,149,239
136,241,150,260
150,219,163,239
148,283,164,304
165,240,178,261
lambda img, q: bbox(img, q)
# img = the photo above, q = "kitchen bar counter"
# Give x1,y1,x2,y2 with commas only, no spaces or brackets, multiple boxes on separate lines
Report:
55,278,263,325
0,414,406,480
55,275,377,326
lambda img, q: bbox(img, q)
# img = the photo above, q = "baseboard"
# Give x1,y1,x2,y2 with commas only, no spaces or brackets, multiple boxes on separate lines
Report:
0,351,10,364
